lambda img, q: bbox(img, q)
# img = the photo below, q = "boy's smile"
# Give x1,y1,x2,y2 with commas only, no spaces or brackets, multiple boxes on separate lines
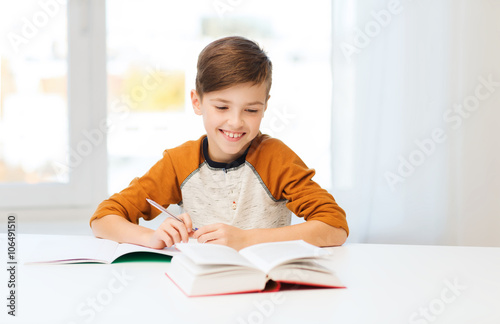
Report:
220,129,245,141
191,82,269,164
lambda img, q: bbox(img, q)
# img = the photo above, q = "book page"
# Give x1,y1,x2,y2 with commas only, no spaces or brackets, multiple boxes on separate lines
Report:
268,264,344,287
175,243,256,268
24,236,118,264
239,240,331,273
172,254,260,276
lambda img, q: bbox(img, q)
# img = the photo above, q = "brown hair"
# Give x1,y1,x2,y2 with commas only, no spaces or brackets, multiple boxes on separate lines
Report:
195,36,272,100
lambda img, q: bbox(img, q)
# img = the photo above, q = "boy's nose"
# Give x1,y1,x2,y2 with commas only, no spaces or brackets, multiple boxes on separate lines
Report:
228,111,244,128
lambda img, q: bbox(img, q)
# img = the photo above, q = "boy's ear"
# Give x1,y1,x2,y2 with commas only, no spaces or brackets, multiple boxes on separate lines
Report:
191,89,203,115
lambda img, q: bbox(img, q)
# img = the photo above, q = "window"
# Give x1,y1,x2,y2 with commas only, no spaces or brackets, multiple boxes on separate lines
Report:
106,0,333,194
0,0,106,209
0,1,68,184
1,1,332,210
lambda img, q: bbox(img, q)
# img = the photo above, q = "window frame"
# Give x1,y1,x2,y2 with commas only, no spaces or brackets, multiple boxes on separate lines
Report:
0,0,107,210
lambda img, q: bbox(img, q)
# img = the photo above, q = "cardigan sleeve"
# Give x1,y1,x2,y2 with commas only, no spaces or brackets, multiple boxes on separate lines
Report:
90,136,206,226
89,149,183,225
247,135,349,236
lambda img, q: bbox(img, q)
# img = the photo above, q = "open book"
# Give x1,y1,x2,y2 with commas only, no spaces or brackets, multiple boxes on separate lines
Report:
165,240,344,297
25,236,180,264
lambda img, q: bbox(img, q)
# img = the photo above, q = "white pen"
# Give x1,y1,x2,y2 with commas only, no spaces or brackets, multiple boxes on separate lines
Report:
146,198,198,231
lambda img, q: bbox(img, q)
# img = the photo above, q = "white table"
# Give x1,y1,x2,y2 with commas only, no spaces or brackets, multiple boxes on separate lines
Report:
0,234,499,324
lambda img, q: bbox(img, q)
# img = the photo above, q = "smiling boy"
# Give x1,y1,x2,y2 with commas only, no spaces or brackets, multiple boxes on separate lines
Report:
90,36,348,250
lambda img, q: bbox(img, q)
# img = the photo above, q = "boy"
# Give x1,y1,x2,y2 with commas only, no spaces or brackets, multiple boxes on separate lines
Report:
91,36,348,250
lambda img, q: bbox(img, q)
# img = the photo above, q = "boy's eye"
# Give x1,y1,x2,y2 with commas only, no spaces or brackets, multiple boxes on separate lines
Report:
215,106,228,110
246,109,258,113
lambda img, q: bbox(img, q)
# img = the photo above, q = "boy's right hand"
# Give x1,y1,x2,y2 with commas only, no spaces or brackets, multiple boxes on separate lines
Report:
147,213,194,249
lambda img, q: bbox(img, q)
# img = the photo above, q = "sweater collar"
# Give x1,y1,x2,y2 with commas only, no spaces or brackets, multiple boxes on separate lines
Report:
202,137,249,170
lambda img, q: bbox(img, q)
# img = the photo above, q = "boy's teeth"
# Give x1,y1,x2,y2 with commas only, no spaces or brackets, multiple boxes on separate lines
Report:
223,131,242,138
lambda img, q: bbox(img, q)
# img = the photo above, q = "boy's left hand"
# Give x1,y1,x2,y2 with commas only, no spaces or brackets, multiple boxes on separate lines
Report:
192,223,248,250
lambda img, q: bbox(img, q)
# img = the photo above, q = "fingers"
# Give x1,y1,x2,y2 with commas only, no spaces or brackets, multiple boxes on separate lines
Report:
164,221,186,243
192,224,246,250
178,213,194,233
193,224,222,243
155,218,190,247
192,223,213,239
152,228,174,248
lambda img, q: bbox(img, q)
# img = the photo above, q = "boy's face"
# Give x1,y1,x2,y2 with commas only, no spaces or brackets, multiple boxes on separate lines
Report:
191,82,269,163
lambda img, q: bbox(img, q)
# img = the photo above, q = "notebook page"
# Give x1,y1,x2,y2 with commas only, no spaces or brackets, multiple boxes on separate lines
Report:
25,236,118,263
112,243,181,260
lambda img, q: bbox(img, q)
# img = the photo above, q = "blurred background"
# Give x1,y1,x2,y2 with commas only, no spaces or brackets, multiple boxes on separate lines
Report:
0,0,499,246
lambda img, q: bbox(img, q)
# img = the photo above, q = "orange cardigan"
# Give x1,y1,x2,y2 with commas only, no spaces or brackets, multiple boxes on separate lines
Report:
91,133,348,235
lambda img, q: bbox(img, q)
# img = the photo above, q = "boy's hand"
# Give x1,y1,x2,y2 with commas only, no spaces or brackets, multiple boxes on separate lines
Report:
192,223,248,250
147,213,194,249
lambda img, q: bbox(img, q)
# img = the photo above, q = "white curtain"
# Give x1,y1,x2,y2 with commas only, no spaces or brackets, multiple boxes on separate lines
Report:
331,0,500,246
